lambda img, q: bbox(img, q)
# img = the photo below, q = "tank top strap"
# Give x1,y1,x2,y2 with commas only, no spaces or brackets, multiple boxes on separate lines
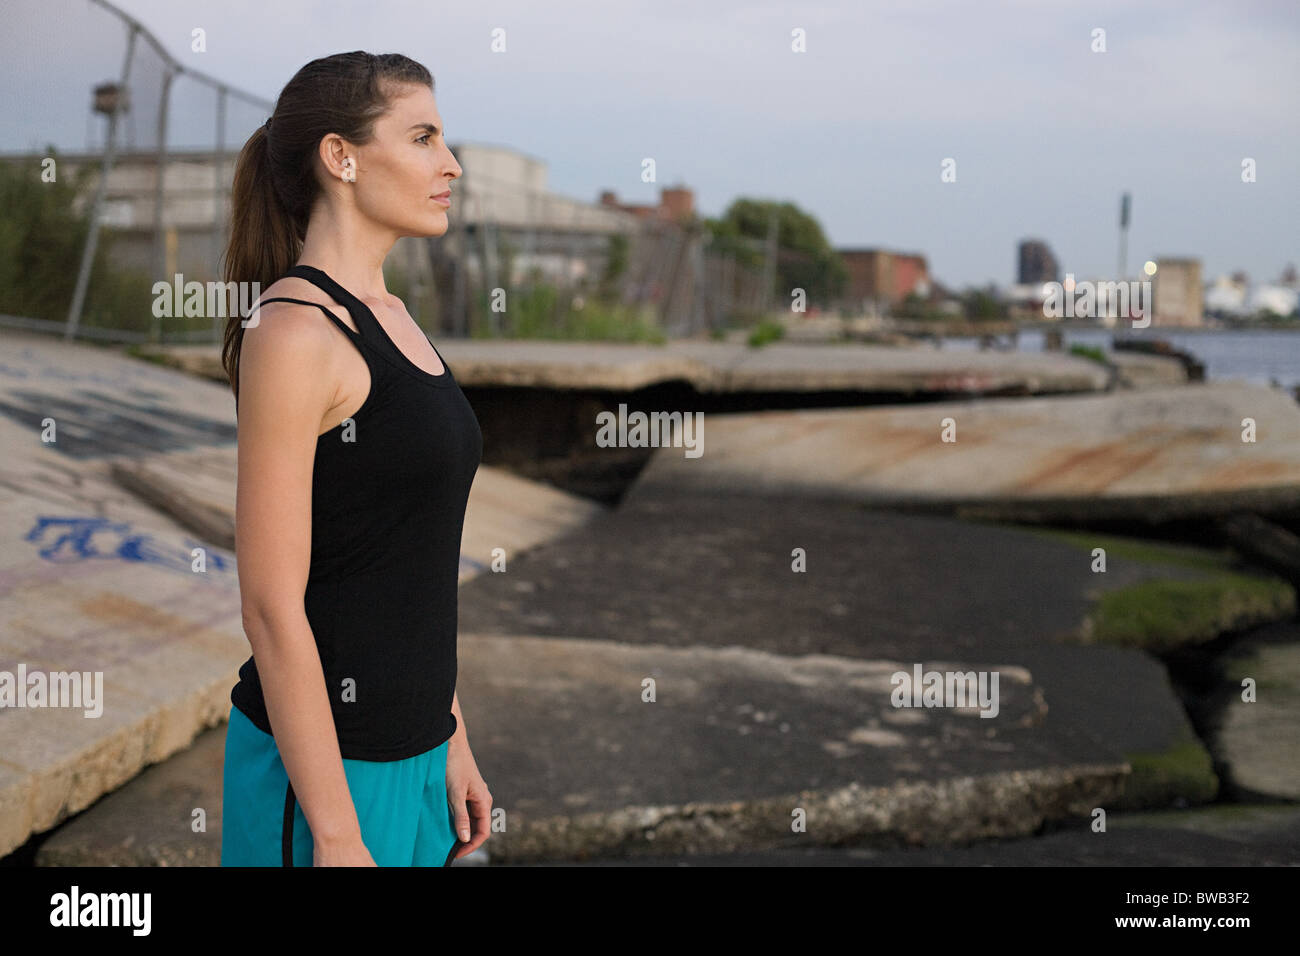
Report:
280,264,382,344
255,297,361,343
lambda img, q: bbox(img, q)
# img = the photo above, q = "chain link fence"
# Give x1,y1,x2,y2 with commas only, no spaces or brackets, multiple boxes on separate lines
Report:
1,0,771,347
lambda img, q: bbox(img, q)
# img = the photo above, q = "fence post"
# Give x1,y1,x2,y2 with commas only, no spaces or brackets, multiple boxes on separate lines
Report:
66,26,138,340
149,67,174,343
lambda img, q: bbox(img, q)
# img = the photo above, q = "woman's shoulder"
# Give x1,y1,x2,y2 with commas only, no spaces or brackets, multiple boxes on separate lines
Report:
250,279,359,336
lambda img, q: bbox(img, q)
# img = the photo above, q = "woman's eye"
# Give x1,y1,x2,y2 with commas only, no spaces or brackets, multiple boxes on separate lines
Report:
417,134,431,144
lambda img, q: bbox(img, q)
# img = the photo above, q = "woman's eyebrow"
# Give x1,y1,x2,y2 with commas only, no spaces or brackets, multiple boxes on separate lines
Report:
407,122,441,135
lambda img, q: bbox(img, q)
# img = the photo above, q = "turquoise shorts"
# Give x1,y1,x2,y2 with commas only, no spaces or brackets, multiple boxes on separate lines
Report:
220,704,461,867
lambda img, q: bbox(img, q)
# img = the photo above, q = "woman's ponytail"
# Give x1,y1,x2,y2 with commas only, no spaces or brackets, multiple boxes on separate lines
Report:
218,51,434,404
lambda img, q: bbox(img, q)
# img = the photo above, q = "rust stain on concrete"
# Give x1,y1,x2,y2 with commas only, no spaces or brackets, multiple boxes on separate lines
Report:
1008,434,1166,494
77,592,239,658
1203,457,1294,489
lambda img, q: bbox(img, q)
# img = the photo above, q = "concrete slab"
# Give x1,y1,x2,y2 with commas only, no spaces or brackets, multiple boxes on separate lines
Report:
35,634,1127,864
0,330,248,857
0,331,236,458
1108,350,1188,389
110,447,606,582
515,804,1300,865
625,380,1300,523
0,469,247,859
457,489,1251,813
37,488,1275,864
0,329,606,857
138,338,1110,397
1213,635,1300,801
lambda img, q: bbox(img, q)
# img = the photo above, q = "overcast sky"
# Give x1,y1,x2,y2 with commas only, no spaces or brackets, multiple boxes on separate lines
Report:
4,0,1297,289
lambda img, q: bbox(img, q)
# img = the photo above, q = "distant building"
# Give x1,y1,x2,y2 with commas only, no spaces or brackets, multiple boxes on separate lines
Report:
1005,282,1051,320
599,185,694,224
1205,274,1248,316
1017,239,1059,285
0,142,638,290
838,248,930,315
1250,285,1300,317
1204,273,1298,319
1152,258,1203,326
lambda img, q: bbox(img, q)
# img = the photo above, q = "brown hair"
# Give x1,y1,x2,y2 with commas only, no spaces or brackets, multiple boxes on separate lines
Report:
220,51,433,403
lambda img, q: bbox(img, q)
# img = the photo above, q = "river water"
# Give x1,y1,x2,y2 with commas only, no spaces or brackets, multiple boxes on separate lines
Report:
942,327,1300,391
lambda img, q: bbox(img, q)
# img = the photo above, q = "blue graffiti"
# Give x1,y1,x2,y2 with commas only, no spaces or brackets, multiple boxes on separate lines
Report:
25,515,234,574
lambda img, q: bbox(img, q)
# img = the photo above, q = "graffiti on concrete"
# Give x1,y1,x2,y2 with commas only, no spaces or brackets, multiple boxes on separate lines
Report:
0,391,236,459
24,515,234,575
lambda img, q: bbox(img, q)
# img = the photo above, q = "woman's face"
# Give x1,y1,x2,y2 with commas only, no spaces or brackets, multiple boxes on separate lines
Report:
338,84,462,238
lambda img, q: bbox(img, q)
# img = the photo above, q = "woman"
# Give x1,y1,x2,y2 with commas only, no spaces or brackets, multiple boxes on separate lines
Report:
217,51,490,867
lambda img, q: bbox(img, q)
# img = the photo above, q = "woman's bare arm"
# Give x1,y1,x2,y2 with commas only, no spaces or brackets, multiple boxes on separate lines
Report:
234,302,368,858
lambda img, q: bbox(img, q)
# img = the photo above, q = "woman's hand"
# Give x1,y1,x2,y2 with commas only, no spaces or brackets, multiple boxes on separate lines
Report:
445,739,492,860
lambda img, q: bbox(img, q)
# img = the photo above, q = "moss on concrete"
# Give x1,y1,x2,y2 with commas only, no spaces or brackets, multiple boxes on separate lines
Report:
1119,730,1219,811
1022,526,1295,652
1089,575,1293,652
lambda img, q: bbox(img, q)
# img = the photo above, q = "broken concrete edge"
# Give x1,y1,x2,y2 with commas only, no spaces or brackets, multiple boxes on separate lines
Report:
616,483,1300,527
129,346,720,392
128,343,1108,397
947,487,1300,524
1117,726,1220,812
1020,525,1275,575
1110,801,1300,837
0,678,234,859
110,459,237,553
481,763,1130,863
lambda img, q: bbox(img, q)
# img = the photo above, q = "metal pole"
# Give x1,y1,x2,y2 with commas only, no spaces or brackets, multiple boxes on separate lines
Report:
476,183,500,336
759,204,779,315
150,67,174,343
690,228,705,336
214,85,227,340
66,26,138,339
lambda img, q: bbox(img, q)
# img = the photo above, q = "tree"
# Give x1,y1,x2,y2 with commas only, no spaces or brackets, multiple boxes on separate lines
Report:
704,199,848,307
0,148,103,322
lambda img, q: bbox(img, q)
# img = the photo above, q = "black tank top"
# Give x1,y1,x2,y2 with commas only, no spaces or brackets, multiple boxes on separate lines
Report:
230,263,482,761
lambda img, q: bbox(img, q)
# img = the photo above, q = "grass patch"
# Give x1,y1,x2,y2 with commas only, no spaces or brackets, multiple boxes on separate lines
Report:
1068,343,1109,365
1020,526,1295,650
747,317,786,347
471,286,666,343
1120,731,1219,810
1090,576,1293,651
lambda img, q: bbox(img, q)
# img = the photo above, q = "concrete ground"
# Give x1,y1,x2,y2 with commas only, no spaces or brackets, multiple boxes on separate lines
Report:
32,487,1295,864
513,804,1300,865
6,328,1293,866
626,380,1300,524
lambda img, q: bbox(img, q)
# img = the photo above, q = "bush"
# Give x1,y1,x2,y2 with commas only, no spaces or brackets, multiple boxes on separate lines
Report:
747,317,785,347
470,282,665,343
1069,343,1109,365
